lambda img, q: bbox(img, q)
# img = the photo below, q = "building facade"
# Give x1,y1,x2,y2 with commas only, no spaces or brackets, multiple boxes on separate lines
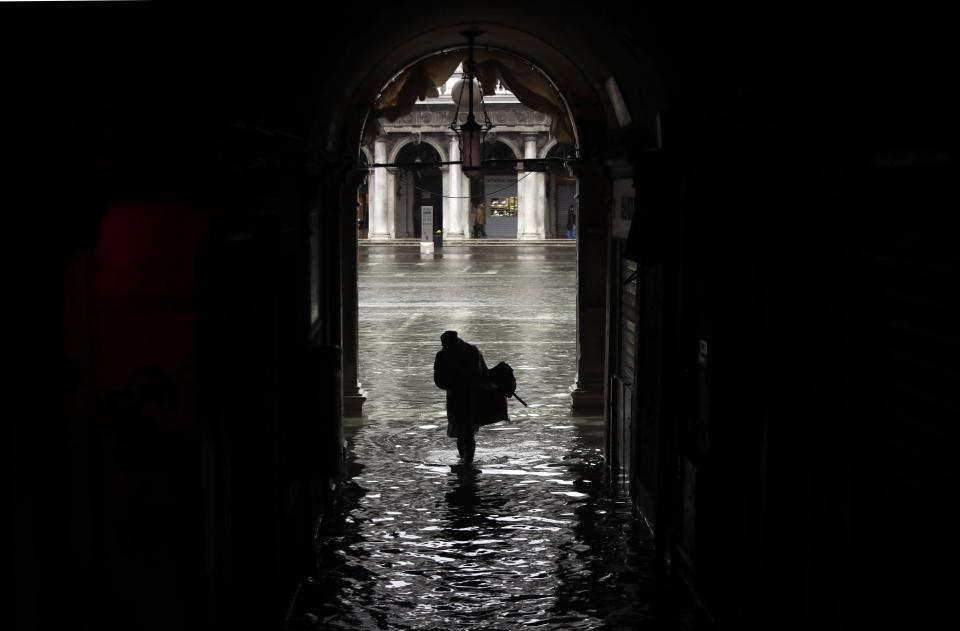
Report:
361,67,577,240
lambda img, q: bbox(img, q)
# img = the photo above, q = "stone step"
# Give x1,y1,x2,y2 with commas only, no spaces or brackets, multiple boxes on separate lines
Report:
361,238,576,246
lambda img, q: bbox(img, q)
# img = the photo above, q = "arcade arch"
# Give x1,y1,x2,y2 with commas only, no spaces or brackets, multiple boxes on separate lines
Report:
332,26,659,418
392,141,444,239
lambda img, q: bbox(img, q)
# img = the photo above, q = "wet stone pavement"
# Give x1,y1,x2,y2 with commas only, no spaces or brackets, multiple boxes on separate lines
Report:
291,245,691,630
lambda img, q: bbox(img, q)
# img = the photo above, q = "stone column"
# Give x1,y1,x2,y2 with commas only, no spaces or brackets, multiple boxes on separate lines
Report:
518,134,540,239
461,171,472,239
339,172,367,416
445,134,465,239
368,138,390,240
570,164,609,411
386,169,396,239
405,178,415,237
545,175,556,238
394,176,409,238
536,172,547,238
440,170,449,238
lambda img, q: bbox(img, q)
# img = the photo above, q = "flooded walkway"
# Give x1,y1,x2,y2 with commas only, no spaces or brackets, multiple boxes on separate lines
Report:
292,245,686,630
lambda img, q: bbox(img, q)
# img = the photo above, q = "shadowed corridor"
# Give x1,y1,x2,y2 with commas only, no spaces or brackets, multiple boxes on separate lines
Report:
8,4,959,630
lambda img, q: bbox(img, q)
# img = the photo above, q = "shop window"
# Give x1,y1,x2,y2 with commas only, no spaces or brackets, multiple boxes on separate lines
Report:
489,196,518,217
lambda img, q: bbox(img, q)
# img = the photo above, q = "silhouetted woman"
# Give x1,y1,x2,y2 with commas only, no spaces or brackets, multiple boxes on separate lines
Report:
433,330,488,464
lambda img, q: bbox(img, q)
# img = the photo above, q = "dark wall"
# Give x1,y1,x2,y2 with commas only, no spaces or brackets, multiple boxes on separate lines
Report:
7,2,956,630
8,4,348,628
619,7,959,630
60,202,208,627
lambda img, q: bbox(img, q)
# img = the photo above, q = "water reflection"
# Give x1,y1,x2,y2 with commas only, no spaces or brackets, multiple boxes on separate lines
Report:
305,433,646,629
289,247,682,629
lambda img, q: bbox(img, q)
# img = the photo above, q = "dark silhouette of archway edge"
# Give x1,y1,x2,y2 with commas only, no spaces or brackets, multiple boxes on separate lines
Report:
15,4,954,630
321,17,664,419
311,16,665,160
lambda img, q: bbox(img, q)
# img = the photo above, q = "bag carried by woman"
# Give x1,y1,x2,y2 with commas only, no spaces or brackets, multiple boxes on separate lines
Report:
472,361,528,426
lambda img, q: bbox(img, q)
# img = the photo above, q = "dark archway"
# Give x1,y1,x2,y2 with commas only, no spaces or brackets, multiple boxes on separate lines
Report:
482,138,520,172
394,141,443,238
313,14,664,163
339,31,624,422
16,4,952,630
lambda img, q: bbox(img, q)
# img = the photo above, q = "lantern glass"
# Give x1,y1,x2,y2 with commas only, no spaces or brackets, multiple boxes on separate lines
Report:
450,78,482,111
460,119,483,177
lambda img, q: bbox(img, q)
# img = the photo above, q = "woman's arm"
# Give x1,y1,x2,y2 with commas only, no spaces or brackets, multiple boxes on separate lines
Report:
434,351,453,389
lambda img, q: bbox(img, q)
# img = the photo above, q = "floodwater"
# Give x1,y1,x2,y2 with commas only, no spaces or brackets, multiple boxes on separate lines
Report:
291,245,685,630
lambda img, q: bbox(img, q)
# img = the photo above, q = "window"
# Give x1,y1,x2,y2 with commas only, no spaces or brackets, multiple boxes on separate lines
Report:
489,196,517,216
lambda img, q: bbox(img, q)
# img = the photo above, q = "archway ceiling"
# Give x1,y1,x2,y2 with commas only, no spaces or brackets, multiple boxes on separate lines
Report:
338,20,629,153
363,48,576,147
352,22,603,109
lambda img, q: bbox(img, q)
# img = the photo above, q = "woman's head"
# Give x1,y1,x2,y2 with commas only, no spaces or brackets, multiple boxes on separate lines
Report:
441,330,459,350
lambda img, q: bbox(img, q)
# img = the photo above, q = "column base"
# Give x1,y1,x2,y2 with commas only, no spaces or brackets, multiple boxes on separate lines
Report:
367,233,392,241
518,233,546,240
344,387,368,417
570,380,604,412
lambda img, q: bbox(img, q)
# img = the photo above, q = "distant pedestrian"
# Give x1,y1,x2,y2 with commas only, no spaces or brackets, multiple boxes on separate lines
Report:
473,203,487,238
434,330,488,465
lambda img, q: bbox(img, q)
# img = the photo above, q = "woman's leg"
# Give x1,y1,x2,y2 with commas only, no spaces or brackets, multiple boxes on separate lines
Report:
461,435,475,463
461,429,476,463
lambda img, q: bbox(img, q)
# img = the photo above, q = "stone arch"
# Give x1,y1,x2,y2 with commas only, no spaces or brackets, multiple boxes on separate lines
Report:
327,15,665,422
387,136,447,165
360,146,373,164
358,49,584,157
313,12,665,165
487,136,522,160
539,139,579,160
539,138,559,159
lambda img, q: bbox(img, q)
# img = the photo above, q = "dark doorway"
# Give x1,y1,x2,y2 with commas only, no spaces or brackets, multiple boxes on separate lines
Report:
395,142,443,238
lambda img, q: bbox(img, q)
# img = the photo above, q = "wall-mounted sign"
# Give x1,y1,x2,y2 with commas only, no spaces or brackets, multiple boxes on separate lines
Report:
420,206,433,242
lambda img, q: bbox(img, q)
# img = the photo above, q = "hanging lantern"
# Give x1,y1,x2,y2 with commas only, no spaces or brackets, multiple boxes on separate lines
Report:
450,30,493,179
460,116,483,177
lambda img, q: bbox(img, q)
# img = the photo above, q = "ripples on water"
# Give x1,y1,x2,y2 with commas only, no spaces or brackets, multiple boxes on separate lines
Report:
289,248,673,630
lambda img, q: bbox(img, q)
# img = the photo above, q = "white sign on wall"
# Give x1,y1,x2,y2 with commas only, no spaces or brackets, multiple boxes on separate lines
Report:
420,206,433,241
